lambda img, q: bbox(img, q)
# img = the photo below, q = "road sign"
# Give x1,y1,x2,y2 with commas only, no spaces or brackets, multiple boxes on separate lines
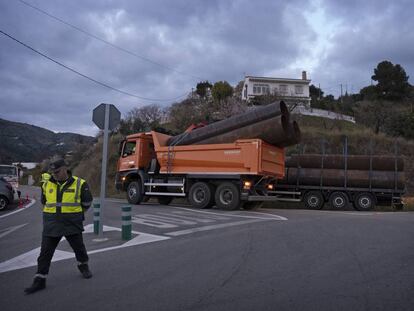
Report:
92,103,121,130
92,103,121,235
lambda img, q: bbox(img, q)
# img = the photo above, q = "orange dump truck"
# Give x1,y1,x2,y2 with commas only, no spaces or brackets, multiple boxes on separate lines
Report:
115,131,285,210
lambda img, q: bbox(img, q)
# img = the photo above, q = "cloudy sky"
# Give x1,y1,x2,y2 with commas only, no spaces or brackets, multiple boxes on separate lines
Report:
0,0,413,136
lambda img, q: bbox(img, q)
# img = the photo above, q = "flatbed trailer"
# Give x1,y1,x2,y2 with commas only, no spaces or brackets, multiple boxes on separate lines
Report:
247,151,406,211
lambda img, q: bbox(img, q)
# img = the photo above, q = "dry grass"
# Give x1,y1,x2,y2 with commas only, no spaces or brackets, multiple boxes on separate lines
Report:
402,196,414,211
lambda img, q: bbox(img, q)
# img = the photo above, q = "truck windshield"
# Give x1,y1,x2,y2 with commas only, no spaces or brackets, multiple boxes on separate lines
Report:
122,142,136,157
0,166,17,177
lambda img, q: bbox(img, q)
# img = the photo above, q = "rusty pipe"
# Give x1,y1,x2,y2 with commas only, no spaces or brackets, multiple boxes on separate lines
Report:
168,101,289,146
286,154,404,171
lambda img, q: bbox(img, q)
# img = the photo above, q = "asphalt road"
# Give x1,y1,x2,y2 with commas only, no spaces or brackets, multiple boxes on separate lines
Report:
0,186,413,311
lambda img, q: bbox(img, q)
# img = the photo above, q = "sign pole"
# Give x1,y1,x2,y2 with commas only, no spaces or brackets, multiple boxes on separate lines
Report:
98,104,110,235
92,102,120,237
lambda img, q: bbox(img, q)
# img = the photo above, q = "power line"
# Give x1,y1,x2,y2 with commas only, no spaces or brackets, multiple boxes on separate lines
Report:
0,29,189,102
17,0,206,82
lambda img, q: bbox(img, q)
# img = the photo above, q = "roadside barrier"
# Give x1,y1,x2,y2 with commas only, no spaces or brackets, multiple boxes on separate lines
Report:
93,203,101,234
122,206,132,240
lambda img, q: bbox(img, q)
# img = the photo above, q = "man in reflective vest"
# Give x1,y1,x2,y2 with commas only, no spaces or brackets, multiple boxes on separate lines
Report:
40,171,51,185
25,158,93,294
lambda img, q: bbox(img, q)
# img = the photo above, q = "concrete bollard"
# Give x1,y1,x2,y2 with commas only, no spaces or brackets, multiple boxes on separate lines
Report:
122,206,132,240
93,203,101,235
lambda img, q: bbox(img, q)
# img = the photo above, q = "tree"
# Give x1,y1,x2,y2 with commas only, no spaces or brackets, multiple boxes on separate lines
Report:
359,85,378,100
386,112,414,139
196,81,212,98
119,104,165,135
354,100,395,134
211,81,233,102
309,84,324,104
371,60,411,100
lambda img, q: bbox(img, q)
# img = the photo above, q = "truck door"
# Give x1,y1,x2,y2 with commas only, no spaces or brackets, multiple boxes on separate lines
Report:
119,140,138,171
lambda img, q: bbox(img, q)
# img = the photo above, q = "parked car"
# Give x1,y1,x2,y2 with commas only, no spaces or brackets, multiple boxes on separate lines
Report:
0,177,14,210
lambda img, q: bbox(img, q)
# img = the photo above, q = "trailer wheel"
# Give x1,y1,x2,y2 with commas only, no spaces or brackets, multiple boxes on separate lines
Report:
353,193,375,211
127,181,143,205
303,191,324,210
157,197,173,205
215,182,240,211
329,192,349,209
189,182,214,209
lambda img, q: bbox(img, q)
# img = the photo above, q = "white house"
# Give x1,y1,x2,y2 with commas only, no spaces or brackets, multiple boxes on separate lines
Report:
241,71,311,107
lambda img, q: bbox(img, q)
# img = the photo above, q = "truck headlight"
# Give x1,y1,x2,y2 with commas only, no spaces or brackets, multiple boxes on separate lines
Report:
243,181,252,190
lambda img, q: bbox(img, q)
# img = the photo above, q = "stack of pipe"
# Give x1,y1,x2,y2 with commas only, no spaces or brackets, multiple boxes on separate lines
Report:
167,101,300,147
281,154,405,190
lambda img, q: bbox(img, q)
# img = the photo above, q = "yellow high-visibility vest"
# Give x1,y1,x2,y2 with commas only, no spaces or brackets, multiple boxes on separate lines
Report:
42,176,85,213
41,172,51,183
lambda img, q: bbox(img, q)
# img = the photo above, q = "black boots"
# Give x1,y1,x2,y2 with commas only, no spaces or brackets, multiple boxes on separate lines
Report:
24,276,46,294
78,263,92,279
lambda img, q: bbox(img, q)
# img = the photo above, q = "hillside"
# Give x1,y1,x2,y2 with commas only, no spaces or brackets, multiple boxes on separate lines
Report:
0,118,96,163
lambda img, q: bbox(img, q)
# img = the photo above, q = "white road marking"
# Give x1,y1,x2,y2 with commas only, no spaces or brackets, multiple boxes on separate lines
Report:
0,199,36,219
0,223,28,239
166,219,269,236
168,206,288,221
0,224,169,274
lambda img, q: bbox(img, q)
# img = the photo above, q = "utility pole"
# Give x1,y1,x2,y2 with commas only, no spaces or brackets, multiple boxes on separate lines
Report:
340,84,343,104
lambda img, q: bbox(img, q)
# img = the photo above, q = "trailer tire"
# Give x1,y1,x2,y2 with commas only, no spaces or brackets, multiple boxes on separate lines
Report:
157,197,173,205
353,193,375,211
303,191,324,210
329,191,349,209
215,182,240,211
189,182,214,209
127,181,143,205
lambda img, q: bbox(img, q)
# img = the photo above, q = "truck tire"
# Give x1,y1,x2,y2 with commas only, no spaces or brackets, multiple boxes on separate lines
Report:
303,191,324,210
189,182,214,209
0,195,8,210
329,191,349,209
127,181,143,205
353,193,375,211
157,197,173,205
215,182,240,211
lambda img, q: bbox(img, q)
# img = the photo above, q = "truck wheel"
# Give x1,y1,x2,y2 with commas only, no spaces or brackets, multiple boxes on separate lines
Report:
0,195,9,210
127,181,143,205
303,191,324,210
353,193,375,211
189,182,214,209
157,197,173,205
215,182,240,211
329,192,349,209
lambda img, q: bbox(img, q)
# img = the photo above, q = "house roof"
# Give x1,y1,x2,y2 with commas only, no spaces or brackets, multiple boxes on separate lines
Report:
245,76,311,84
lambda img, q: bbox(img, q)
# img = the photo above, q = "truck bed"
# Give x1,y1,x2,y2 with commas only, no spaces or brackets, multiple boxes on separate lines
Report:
151,131,285,178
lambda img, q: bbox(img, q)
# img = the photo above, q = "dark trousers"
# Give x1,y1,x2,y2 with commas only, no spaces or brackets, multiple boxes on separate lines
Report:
37,233,89,275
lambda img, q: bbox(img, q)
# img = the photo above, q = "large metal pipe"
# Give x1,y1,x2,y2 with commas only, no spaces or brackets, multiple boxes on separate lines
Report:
286,154,404,171
282,167,405,189
168,101,289,146
194,115,300,147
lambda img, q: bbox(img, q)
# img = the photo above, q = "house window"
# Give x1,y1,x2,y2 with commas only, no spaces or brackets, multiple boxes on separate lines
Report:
279,85,288,93
295,85,304,94
253,84,269,95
